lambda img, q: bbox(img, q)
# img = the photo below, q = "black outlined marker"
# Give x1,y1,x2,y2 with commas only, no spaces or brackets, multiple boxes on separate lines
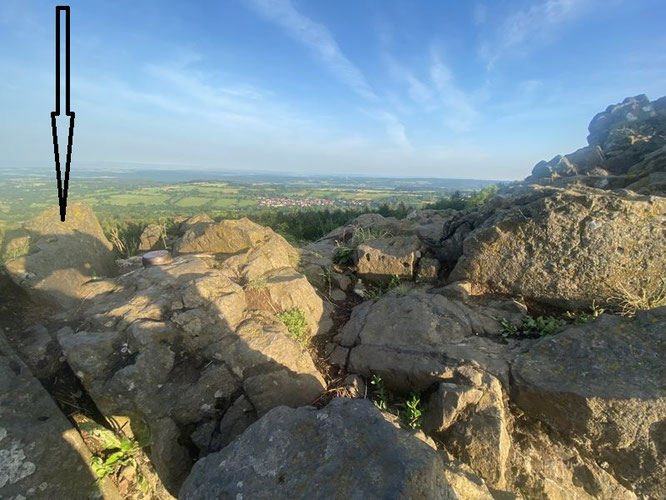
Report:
50,5,75,222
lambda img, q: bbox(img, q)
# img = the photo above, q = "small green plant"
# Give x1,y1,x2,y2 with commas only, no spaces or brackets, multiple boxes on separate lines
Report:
370,375,389,411
277,307,310,346
565,301,605,324
364,275,404,299
79,422,146,487
500,315,565,338
318,266,334,297
400,392,423,429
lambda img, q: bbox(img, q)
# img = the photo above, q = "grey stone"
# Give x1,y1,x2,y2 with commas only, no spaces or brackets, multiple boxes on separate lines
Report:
0,333,120,499
179,398,492,500
512,309,666,498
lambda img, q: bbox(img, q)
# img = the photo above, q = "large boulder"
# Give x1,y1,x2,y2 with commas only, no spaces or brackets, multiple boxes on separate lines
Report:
512,307,666,498
179,398,493,500
174,217,296,261
441,185,666,310
330,290,525,391
1,203,117,308
0,333,119,499
58,232,327,493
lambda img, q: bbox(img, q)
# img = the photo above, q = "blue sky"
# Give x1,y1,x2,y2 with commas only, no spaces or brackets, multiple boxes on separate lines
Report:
1,0,665,179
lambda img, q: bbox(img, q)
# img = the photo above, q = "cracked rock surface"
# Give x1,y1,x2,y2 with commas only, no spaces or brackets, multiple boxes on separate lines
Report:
58,245,327,494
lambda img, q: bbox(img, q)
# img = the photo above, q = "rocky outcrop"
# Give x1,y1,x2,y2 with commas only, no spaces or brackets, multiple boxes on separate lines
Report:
174,217,296,260
179,398,493,500
299,211,454,298
526,94,666,195
330,290,526,391
138,223,166,252
512,307,666,498
439,185,666,309
1,203,117,308
57,221,328,493
0,333,119,499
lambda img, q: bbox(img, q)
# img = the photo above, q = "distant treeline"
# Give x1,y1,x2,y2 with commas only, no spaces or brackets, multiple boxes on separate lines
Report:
97,184,499,257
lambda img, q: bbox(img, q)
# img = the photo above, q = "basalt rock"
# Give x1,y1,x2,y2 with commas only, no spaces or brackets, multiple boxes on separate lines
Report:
179,398,493,500
512,308,666,498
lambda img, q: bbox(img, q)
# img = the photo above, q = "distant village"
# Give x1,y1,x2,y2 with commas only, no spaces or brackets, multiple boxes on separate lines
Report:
257,196,366,208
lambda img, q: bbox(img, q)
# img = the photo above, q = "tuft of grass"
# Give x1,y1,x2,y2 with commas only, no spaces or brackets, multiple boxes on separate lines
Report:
364,275,404,299
351,225,392,245
245,278,267,290
318,266,334,297
108,226,139,258
277,307,310,346
610,278,666,316
332,225,393,268
333,243,355,266
500,315,566,339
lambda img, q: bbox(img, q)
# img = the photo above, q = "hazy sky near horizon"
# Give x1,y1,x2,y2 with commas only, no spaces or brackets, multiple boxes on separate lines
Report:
1,0,665,180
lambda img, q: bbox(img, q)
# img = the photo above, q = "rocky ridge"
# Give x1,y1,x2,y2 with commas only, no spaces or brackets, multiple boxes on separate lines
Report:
1,95,665,499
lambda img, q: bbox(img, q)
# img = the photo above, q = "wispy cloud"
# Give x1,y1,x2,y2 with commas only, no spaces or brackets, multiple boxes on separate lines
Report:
384,55,434,105
479,0,597,69
429,53,479,132
244,0,377,101
382,47,480,133
244,0,417,148
369,110,411,150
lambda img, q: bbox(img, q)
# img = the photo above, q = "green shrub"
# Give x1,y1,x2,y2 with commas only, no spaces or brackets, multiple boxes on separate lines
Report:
277,307,310,346
500,315,566,338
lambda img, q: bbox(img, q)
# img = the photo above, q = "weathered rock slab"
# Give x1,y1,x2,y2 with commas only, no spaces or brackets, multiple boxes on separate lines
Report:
443,185,666,309
179,398,492,500
512,308,666,498
333,291,524,391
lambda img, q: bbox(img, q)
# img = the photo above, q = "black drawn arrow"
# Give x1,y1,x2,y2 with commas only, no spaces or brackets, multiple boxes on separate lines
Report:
50,5,75,222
